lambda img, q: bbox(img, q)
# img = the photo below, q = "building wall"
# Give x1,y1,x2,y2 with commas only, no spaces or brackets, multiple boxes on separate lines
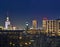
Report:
47,20,56,36
56,20,60,36
32,20,37,29
42,19,59,36
42,19,47,33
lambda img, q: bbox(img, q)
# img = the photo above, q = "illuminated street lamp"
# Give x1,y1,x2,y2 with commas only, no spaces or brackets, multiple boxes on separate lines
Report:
25,42,28,45
19,36,22,39
13,44,15,46
10,42,12,45
29,42,31,45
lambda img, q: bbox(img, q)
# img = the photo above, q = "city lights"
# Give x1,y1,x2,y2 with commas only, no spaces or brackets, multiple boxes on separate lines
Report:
25,42,28,45
0,16,60,36
29,42,31,44
9,42,12,45
0,0,60,47
19,36,22,39
13,44,15,46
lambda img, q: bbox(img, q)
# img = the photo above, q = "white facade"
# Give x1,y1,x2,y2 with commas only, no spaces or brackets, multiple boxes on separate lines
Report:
42,18,60,36
5,17,10,29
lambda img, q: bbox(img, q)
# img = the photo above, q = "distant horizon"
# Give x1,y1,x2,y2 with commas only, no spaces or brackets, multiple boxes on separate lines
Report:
0,16,60,30
0,0,60,29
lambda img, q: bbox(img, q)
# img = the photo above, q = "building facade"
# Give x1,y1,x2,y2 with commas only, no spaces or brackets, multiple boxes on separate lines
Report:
5,17,11,30
42,18,60,36
32,20,37,29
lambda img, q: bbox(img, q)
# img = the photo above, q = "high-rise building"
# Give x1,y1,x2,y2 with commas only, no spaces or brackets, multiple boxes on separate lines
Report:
25,22,29,31
47,20,57,36
5,17,11,30
32,20,37,29
42,17,48,33
42,18,59,36
56,19,60,36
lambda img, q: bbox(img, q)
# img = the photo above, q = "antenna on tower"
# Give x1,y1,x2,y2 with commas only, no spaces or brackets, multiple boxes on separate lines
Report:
6,11,9,21
7,17,9,21
7,11,8,17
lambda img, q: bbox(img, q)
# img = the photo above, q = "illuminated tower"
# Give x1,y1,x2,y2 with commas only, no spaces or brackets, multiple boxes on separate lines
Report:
42,17,57,36
32,20,37,29
5,17,10,29
42,17,48,33
25,22,29,31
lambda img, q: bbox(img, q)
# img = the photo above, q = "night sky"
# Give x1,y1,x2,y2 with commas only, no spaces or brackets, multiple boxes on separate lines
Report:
0,0,60,29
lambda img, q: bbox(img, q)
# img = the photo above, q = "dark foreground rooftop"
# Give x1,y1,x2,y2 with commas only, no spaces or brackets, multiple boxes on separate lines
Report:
0,30,60,47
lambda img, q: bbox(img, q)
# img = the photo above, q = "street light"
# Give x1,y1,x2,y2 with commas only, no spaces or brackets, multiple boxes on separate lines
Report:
13,44,15,46
9,42,12,45
30,40,34,42
25,42,28,45
19,36,22,39
29,42,31,45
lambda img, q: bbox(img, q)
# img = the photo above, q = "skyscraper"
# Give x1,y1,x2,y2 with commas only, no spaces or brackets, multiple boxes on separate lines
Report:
42,17,48,33
46,20,57,36
32,20,37,29
5,17,11,30
56,19,60,36
25,22,29,30
42,18,60,36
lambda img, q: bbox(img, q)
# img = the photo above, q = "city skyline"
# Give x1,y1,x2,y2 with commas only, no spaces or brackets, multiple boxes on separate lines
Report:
0,0,60,29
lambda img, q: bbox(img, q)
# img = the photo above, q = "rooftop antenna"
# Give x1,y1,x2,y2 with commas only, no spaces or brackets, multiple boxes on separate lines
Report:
7,11,8,17
6,11,9,21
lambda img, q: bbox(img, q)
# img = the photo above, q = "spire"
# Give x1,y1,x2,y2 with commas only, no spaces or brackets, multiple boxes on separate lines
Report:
6,11,9,21
6,17,9,21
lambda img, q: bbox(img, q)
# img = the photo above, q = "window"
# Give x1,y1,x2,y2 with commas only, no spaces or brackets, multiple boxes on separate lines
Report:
59,22,60,29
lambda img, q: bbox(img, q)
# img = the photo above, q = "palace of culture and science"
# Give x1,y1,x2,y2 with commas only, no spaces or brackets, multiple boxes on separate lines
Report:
0,17,16,30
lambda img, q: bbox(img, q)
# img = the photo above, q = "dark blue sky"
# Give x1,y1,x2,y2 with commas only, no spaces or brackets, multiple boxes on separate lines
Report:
0,0,60,29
